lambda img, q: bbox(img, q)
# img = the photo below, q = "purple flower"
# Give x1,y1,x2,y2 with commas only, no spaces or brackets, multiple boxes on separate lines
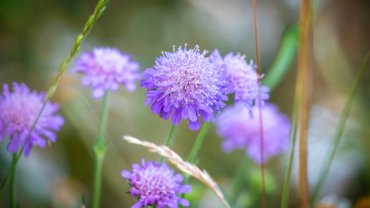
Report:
216,104,290,164
121,160,192,208
210,49,269,109
140,45,227,130
74,47,140,98
0,83,64,156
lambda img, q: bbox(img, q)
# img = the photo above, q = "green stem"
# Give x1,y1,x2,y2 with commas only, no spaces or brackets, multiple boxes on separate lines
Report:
187,122,211,163
160,125,176,162
9,153,17,208
280,91,300,208
0,171,10,198
311,55,369,206
262,24,298,90
183,122,211,186
164,125,176,147
229,157,249,201
92,92,110,208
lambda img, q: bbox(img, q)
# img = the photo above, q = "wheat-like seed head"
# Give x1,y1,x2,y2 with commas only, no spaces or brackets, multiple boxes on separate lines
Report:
123,135,231,208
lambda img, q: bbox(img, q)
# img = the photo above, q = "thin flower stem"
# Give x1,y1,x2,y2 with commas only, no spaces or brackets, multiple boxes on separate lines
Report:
0,171,10,198
92,92,110,208
187,122,211,163
160,125,176,162
230,157,249,201
0,137,11,199
164,125,177,147
311,54,369,206
184,122,211,184
9,153,17,208
280,91,300,208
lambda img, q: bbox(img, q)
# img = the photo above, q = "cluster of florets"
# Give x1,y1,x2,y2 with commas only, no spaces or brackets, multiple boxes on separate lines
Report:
1,44,290,208
121,160,192,208
210,49,269,109
216,103,290,164
0,82,64,156
141,45,268,130
74,47,141,98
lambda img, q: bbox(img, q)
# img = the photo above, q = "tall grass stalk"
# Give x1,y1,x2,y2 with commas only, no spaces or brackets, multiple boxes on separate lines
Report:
0,0,110,201
297,0,313,207
92,92,110,208
16,0,109,160
280,90,300,208
311,54,370,206
251,0,266,207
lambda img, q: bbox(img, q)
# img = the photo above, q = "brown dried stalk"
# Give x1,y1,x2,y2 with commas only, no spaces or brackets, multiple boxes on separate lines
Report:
297,0,312,207
123,135,231,208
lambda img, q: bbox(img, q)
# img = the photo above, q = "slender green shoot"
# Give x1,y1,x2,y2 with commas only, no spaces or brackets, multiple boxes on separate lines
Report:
280,90,300,208
263,25,299,90
229,157,249,202
311,54,370,206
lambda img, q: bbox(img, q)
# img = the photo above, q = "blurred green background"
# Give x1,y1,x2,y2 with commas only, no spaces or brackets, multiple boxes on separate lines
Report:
0,0,369,207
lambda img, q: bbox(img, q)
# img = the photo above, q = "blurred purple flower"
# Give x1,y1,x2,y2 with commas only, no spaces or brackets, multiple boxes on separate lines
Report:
0,83,64,156
140,45,227,130
121,160,192,208
216,103,290,164
74,47,140,98
210,49,269,109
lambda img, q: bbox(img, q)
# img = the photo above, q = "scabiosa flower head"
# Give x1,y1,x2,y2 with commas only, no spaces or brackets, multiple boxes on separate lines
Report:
216,103,290,164
121,160,192,208
74,47,140,98
210,49,269,109
0,83,64,156
140,45,228,130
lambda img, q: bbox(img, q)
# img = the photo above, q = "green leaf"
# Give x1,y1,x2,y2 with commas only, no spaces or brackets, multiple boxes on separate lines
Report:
263,24,299,90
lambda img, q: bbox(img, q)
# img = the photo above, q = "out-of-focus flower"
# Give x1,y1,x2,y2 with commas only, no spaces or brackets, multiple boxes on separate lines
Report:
121,159,192,208
210,49,269,109
0,83,64,156
74,47,140,98
216,103,290,164
140,45,227,130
